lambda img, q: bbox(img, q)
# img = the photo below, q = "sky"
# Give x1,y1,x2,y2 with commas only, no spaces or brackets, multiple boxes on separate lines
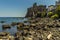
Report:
0,0,58,17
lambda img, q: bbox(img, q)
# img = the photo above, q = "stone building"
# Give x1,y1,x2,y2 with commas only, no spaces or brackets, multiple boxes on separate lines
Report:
48,5,55,12
56,0,60,5
25,3,47,18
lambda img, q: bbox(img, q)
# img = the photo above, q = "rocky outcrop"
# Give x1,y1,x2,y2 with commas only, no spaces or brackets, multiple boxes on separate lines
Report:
25,3,47,18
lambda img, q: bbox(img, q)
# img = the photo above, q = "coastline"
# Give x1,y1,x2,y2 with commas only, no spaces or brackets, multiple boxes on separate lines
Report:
0,17,60,40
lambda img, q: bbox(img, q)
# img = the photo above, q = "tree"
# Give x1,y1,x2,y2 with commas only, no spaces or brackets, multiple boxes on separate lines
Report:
51,14,59,19
56,5,60,18
48,12,54,17
41,12,46,18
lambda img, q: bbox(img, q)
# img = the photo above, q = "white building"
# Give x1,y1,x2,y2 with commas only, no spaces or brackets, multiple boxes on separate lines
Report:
48,5,55,12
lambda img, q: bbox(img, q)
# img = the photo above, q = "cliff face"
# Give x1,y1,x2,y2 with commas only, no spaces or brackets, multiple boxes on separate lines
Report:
25,3,47,18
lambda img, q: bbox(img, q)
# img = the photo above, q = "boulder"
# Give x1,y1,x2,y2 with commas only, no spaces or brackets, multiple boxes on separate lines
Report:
0,21,5,23
17,22,24,26
47,32,53,40
24,37,33,40
14,32,21,37
0,32,9,38
2,24,11,29
9,36,15,40
11,22,17,26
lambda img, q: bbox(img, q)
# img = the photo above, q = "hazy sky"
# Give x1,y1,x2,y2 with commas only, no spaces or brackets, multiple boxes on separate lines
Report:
0,0,57,17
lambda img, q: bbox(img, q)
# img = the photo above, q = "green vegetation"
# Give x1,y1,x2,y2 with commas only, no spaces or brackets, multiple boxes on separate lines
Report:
48,12,54,17
26,2,60,20
47,5,60,19
36,12,41,17
51,14,59,19
36,11,46,18
55,5,60,18
41,12,46,17
47,11,59,19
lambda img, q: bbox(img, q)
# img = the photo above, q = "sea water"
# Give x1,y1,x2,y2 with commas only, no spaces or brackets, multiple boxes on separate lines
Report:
0,17,28,35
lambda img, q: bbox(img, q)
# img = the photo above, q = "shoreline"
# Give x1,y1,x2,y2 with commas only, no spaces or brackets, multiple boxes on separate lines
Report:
0,18,60,40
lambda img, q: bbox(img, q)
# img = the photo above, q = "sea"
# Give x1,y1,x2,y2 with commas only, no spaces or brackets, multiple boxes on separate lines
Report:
0,17,28,35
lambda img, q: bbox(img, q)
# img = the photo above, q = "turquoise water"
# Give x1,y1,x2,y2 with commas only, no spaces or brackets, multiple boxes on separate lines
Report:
0,17,28,35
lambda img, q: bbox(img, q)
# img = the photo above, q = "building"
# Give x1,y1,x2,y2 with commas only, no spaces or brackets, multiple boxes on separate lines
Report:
36,5,46,17
25,3,37,18
48,5,55,12
25,3,47,18
56,0,60,5
55,0,60,11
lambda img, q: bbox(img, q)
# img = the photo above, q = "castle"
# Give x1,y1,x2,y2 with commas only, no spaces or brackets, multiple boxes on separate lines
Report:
25,0,60,18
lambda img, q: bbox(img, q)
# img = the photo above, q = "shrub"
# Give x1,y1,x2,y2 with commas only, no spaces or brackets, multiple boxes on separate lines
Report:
48,12,53,17
36,12,41,17
51,14,59,19
41,12,46,18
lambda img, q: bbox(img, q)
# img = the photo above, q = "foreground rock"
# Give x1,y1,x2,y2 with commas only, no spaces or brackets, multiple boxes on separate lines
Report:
0,32,9,39
12,18,59,40
17,23,25,30
0,18,60,40
24,37,33,40
0,32,15,40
